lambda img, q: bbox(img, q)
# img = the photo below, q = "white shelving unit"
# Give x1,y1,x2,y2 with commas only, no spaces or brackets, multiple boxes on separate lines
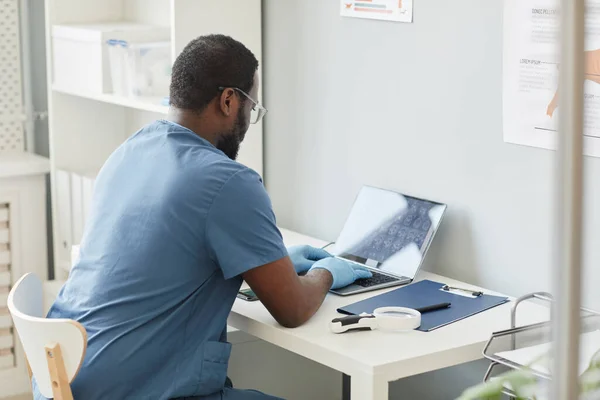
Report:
44,0,263,280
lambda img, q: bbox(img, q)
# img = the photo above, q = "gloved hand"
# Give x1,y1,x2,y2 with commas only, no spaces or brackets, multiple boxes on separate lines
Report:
309,258,373,289
287,245,332,274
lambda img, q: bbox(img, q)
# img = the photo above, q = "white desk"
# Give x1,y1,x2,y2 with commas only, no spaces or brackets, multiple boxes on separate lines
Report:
228,229,549,400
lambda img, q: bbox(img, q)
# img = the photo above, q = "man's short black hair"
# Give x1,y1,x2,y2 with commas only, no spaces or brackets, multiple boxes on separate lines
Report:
169,34,259,112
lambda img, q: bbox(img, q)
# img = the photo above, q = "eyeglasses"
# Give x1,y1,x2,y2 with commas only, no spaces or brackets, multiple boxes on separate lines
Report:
218,86,268,124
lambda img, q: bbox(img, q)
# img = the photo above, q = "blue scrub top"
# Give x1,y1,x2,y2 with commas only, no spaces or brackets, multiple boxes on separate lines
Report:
34,120,288,399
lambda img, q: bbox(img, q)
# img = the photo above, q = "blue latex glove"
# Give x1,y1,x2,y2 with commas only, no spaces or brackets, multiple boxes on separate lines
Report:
287,245,332,274
309,258,373,289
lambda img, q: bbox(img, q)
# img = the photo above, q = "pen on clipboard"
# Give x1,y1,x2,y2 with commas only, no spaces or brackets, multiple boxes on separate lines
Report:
415,302,451,313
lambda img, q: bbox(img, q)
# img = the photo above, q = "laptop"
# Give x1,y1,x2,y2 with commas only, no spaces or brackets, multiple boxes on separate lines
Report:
329,186,447,296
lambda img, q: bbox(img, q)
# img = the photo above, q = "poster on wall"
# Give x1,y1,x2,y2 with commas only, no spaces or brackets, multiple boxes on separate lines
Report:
340,0,413,23
504,0,600,157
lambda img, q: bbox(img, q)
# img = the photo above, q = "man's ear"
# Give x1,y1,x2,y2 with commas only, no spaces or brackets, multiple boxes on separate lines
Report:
219,88,236,117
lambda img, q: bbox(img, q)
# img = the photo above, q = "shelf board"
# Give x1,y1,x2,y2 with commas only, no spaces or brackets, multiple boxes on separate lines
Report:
0,152,50,179
53,86,169,114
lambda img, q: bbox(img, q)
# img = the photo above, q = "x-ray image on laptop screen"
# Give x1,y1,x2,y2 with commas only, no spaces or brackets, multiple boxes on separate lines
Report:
334,186,446,279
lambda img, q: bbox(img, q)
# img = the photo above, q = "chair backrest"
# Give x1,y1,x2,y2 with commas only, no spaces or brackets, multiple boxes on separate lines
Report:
8,273,87,398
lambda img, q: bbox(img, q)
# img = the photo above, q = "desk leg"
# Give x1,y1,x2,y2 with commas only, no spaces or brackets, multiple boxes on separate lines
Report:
349,372,388,400
342,374,351,400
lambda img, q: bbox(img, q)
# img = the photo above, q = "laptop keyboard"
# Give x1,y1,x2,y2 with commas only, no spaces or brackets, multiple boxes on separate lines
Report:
353,270,399,287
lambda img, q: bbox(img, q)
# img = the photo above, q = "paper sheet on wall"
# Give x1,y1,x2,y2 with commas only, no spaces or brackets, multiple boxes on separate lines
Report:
340,0,413,23
504,0,600,157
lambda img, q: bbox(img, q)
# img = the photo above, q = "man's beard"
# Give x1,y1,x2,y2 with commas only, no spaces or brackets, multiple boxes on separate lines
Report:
216,109,248,160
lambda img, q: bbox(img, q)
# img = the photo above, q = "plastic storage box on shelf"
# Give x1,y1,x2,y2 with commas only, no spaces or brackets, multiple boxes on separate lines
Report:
107,40,171,98
107,39,129,96
52,23,170,94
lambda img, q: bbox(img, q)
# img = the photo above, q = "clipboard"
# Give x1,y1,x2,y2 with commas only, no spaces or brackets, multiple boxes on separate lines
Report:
337,280,509,332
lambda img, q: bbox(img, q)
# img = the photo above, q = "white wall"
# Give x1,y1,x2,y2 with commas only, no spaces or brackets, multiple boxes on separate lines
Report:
27,0,54,278
262,0,600,398
29,0,49,159
263,0,600,309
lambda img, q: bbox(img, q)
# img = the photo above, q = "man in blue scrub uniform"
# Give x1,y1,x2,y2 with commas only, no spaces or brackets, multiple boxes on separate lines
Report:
35,35,371,400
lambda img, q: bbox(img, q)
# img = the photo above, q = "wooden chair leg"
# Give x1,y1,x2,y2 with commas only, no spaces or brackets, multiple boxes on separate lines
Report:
45,343,73,400
25,355,32,382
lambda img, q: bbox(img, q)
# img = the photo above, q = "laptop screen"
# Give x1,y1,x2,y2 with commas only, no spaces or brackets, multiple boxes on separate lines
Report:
333,186,446,279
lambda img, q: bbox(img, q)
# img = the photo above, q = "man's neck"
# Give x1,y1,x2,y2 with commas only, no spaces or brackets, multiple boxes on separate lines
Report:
167,108,219,146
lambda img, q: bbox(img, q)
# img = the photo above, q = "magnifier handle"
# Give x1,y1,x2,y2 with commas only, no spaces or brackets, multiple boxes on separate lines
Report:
330,314,377,334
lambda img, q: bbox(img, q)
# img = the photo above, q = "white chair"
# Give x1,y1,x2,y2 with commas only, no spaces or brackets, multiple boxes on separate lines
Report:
8,273,87,400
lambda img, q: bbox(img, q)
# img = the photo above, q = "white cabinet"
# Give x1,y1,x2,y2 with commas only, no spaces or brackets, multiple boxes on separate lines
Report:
0,152,50,397
45,0,264,279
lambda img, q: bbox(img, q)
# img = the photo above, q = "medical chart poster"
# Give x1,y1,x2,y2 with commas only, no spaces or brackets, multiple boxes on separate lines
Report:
503,0,600,157
340,0,413,23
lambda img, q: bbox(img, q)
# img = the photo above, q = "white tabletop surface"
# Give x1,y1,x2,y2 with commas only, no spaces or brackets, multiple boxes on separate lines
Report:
228,228,550,381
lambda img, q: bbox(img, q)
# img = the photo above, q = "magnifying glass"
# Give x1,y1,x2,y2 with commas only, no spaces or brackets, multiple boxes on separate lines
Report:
329,303,450,334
